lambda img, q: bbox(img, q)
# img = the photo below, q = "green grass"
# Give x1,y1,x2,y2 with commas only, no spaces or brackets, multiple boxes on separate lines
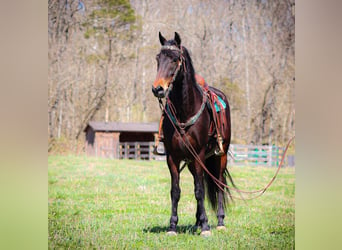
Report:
48,155,295,249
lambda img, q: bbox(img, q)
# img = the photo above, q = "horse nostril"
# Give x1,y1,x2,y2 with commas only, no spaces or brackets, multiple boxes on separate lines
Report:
152,86,158,95
152,86,165,98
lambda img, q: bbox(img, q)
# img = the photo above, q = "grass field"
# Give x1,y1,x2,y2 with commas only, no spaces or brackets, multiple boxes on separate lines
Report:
48,155,295,249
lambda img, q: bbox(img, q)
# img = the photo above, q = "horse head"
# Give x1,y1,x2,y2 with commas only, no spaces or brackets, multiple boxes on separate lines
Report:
152,32,183,98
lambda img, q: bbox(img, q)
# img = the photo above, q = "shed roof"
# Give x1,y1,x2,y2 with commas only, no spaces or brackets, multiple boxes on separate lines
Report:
85,121,158,133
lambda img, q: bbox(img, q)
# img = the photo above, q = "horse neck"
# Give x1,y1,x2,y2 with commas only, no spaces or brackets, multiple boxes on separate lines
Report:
170,73,202,122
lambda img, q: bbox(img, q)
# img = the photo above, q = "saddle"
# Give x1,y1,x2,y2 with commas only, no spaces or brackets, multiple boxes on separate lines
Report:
195,75,226,156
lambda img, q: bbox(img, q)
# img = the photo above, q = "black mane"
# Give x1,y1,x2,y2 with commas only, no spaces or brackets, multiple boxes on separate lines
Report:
179,45,196,84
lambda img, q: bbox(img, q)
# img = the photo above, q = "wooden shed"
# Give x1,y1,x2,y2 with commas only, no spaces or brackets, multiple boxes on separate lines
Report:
84,121,159,159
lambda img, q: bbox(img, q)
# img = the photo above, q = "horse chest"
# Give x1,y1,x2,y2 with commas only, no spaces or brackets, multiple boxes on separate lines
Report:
169,130,202,157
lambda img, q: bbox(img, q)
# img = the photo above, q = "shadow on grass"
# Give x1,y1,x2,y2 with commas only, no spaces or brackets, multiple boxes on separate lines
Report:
143,224,199,235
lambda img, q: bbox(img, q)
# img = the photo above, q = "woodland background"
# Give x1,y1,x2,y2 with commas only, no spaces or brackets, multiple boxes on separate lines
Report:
48,0,295,153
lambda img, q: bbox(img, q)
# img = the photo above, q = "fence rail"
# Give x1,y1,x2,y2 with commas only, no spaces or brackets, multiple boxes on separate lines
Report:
117,142,165,161
100,142,294,166
228,144,288,167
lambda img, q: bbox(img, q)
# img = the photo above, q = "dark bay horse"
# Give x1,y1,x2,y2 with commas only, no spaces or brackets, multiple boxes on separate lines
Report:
152,32,235,236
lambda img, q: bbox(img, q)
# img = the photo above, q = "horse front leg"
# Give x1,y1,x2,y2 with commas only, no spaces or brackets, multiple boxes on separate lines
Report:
189,155,211,236
167,155,180,235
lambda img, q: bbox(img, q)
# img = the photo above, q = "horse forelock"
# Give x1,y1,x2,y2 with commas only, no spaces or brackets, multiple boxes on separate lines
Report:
159,42,195,76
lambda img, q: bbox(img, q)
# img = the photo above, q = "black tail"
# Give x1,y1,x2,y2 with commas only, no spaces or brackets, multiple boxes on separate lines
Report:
204,156,236,211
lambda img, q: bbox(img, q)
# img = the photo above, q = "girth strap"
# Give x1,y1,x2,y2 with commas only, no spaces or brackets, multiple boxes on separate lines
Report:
165,91,207,132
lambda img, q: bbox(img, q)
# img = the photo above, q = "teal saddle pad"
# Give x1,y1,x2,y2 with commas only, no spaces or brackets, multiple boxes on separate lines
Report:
214,95,226,112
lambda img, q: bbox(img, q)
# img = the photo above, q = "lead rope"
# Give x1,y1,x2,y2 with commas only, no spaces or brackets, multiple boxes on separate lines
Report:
157,82,295,200
160,96,295,200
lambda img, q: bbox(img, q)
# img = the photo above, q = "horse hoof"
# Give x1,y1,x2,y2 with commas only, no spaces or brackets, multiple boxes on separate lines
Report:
166,231,177,236
200,230,211,237
216,226,227,231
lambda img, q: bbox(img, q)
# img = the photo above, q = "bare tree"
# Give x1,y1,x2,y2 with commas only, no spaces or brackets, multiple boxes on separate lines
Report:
48,0,295,153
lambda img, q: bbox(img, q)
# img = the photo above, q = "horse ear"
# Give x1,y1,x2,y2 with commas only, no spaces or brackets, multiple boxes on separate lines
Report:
174,32,181,46
159,32,166,45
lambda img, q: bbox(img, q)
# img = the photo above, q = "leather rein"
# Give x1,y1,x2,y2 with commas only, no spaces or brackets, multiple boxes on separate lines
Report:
156,45,295,200
159,45,208,134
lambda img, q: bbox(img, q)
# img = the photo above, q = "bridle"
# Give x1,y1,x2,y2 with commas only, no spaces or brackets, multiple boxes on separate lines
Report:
159,45,185,99
158,44,207,134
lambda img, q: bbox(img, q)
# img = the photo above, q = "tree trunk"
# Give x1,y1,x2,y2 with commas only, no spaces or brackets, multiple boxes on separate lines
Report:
242,16,251,140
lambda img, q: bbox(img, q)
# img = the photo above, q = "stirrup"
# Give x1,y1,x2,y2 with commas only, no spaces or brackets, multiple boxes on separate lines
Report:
153,142,166,155
215,147,224,156
214,136,224,156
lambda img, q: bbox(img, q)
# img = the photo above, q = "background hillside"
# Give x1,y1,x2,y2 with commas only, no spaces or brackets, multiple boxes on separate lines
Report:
48,0,295,153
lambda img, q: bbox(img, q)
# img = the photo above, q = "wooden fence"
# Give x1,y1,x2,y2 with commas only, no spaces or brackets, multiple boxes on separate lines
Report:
101,142,293,167
117,142,165,161
228,144,286,167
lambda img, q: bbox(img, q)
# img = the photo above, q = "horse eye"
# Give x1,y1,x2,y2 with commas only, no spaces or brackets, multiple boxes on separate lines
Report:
173,58,178,63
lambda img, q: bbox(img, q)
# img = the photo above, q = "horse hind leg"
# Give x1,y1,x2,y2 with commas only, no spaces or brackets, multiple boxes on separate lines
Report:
205,155,228,230
216,188,227,230
216,154,228,230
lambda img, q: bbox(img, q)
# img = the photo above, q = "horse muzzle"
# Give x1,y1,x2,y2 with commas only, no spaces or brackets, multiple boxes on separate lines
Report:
152,85,165,98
